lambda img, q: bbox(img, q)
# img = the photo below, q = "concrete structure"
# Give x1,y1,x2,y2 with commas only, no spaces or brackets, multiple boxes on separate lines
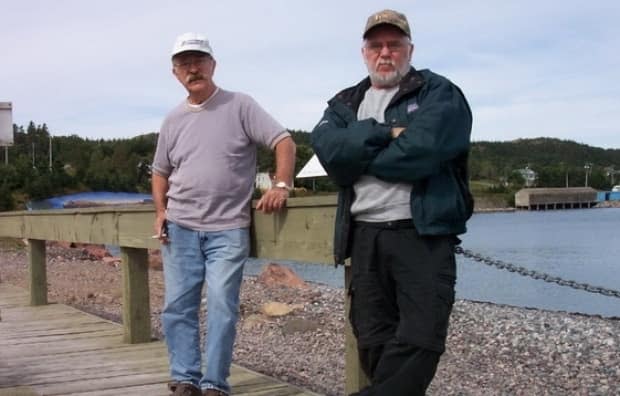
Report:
0,102,12,146
515,187,598,210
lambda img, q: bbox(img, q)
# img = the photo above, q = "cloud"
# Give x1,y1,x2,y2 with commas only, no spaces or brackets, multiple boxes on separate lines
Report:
1,0,619,148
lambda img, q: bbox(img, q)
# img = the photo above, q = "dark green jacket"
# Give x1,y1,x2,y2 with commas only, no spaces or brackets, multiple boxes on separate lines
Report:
311,67,473,265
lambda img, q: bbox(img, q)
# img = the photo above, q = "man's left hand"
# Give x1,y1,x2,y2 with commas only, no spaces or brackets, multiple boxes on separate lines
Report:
256,187,289,213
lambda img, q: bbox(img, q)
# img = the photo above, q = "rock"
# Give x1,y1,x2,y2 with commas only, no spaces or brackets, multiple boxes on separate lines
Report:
243,313,269,330
281,318,320,335
257,263,308,289
102,256,121,267
148,249,163,270
261,301,304,317
80,244,110,260
50,241,74,249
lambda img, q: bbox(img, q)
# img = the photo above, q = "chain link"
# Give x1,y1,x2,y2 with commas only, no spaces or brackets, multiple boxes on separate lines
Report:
454,246,620,299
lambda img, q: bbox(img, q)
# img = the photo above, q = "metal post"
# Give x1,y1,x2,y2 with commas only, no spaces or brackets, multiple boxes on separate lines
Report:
584,163,591,187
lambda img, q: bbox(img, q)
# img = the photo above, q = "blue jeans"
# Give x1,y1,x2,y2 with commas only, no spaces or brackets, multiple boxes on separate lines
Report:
161,221,249,394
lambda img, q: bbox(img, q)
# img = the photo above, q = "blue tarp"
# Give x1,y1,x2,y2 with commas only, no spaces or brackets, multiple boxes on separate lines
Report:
28,192,153,210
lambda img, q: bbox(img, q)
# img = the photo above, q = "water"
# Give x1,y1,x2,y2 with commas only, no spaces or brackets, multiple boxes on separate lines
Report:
247,208,620,318
28,191,152,210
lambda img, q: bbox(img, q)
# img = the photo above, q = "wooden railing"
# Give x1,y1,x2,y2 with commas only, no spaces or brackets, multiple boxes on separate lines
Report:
0,195,368,393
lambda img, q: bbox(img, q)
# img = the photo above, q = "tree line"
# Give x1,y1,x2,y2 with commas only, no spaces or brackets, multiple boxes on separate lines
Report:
1,122,619,211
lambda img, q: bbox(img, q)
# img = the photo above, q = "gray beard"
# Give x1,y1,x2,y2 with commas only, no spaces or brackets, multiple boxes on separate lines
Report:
367,63,410,88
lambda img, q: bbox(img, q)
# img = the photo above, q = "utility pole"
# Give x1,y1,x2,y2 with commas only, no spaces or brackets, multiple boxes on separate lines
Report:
49,136,52,171
584,163,592,187
32,142,36,169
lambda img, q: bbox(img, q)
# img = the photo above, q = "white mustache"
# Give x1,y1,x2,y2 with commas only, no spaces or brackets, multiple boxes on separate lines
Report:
377,60,395,67
186,75,204,83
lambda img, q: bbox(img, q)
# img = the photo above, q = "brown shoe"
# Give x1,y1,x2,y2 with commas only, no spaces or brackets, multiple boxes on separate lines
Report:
169,382,202,396
203,389,228,396
168,381,179,393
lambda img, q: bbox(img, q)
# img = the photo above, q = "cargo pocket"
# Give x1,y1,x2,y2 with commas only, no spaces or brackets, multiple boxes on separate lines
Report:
434,273,455,346
347,278,360,339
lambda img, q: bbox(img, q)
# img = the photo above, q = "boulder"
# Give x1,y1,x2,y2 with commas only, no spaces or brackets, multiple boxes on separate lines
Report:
282,318,320,335
148,249,163,270
261,301,304,317
257,263,308,289
102,256,121,268
81,244,111,260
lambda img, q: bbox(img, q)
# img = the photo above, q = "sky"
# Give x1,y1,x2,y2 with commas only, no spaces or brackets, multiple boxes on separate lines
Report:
1,0,619,148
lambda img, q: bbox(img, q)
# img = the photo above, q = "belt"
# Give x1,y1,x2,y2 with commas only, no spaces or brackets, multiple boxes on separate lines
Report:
353,219,414,229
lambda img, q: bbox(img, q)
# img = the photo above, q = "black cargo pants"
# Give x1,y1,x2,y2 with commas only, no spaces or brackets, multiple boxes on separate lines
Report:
348,220,457,396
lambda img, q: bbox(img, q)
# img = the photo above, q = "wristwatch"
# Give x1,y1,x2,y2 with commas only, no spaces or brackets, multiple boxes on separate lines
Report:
273,181,293,192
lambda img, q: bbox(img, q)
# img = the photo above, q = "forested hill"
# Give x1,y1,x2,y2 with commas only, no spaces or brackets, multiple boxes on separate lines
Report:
469,138,620,188
1,121,619,211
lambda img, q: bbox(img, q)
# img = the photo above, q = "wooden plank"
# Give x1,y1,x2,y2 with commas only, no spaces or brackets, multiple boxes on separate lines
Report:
120,247,151,343
61,383,170,396
32,371,172,395
27,239,47,306
0,216,23,237
0,353,169,378
344,265,369,394
0,328,122,345
0,387,39,396
0,285,319,395
251,200,336,264
0,207,158,249
117,211,158,248
0,343,167,370
0,197,338,259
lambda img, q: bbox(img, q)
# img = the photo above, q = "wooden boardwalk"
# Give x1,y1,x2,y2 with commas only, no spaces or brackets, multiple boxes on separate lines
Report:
0,283,318,396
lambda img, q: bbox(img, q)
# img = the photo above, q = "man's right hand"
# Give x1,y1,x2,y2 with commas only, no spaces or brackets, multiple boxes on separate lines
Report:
153,214,169,244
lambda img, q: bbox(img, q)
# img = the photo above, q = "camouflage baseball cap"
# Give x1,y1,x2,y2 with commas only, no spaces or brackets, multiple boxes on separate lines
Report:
363,9,411,39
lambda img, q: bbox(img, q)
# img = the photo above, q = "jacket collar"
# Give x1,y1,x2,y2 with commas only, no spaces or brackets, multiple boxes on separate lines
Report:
329,66,426,112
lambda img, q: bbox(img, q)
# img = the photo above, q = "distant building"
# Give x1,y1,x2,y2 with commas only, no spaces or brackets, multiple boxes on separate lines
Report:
515,187,597,210
517,167,537,187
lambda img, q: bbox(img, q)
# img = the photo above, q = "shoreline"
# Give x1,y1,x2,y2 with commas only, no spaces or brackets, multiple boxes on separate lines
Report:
1,245,619,395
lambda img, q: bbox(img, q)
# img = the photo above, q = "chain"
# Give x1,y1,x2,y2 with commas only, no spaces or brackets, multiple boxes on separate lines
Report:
454,246,620,299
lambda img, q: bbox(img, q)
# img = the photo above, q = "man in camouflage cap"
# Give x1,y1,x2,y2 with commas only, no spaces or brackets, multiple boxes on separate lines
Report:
312,9,473,396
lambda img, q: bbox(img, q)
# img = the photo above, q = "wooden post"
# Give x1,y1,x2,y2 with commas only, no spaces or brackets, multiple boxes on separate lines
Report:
344,264,370,394
120,247,151,343
28,239,47,306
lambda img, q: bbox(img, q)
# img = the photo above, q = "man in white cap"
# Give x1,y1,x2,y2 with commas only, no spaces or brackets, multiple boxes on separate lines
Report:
312,10,473,396
152,32,296,396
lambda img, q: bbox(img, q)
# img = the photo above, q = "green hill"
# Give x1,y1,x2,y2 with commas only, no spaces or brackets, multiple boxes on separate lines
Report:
1,122,618,211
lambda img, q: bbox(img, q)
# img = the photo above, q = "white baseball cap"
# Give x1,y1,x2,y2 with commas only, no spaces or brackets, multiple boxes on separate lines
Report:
171,32,214,58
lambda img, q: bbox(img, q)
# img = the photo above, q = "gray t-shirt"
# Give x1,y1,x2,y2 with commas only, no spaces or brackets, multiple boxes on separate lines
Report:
351,86,413,221
152,88,288,231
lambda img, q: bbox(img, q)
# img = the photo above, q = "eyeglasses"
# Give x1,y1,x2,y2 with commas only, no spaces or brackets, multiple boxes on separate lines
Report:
173,57,210,71
364,40,410,54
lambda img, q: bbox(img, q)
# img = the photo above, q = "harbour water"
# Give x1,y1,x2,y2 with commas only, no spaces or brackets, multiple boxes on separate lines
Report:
247,208,620,318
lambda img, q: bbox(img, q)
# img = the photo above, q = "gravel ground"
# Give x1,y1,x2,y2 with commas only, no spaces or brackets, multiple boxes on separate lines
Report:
1,241,619,396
